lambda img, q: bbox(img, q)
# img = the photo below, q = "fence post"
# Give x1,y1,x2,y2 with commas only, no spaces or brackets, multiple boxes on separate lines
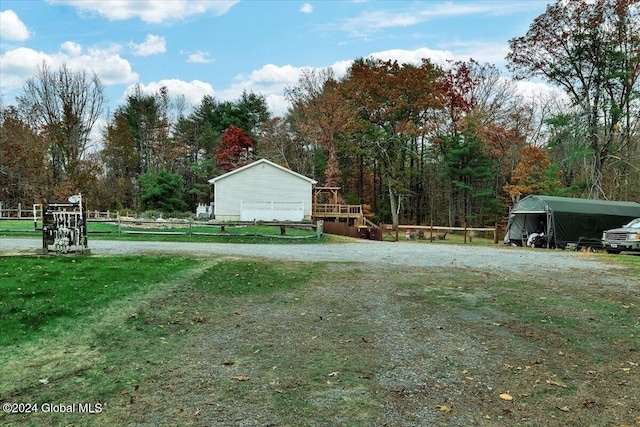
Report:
494,222,498,244
464,221,467,244
18,203,21,218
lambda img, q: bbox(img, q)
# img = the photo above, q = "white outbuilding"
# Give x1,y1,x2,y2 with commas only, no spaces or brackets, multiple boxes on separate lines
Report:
208,158,317,222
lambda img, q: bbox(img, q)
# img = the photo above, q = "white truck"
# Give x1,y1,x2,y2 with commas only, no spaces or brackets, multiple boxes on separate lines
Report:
602,218,640,254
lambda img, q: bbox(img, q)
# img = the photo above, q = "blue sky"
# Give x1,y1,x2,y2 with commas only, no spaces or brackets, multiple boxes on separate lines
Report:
1,0,552,118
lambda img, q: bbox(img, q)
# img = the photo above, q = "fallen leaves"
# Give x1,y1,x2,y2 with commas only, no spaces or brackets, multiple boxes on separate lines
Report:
437,404,452,412
546,379,568,388
231,375,249,381
499,393,513,401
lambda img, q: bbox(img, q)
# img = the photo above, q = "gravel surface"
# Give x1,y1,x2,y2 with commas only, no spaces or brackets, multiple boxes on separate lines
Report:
0,237,618,273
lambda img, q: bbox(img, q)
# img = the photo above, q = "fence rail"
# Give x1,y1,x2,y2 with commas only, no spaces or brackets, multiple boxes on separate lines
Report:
0,203,43,219
312,204,362,217
395,223,503,243
0,204,141,221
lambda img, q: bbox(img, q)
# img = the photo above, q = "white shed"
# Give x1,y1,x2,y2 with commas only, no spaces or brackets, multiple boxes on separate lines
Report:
208,159,317,221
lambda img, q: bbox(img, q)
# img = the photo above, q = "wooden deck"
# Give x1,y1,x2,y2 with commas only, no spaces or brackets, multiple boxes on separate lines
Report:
312,204,363,219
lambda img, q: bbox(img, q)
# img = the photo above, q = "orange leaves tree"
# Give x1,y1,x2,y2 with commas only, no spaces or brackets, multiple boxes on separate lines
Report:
285,68,350,188
0,106,50,205
341,58,446,227
503,145,561,203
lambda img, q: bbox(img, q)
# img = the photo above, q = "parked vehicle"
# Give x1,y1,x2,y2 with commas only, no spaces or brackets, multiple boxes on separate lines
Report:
602,218,640,254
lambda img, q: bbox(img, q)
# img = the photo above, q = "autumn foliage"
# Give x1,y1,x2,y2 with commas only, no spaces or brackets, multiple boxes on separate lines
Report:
215,125,255,172
3,0,639,221
503,146,560,200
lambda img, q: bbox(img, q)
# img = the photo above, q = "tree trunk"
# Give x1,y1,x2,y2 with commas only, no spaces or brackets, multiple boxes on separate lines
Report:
388,181,399,228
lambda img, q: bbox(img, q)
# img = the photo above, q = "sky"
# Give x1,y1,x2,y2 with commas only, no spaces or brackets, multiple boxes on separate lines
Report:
0,0,554,121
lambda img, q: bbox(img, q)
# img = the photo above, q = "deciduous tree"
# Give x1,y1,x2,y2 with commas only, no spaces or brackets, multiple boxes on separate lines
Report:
0,106,50,205
285,68,349,187
215,125,255,172
17,61,104,187
342,58,446,227
503,145,560,201
507,0,640,199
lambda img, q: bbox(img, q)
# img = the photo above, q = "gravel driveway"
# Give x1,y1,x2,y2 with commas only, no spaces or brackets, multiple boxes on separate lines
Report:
0,237,618,273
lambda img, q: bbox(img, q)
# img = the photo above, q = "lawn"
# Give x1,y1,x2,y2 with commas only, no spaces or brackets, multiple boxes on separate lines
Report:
0,219,324,244
0,253,638,426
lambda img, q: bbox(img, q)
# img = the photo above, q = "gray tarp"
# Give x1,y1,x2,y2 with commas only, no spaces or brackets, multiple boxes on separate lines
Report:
504,195,640,248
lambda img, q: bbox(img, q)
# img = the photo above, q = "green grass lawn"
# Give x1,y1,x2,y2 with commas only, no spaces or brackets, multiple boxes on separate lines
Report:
0,256,199,346
0,219,324,243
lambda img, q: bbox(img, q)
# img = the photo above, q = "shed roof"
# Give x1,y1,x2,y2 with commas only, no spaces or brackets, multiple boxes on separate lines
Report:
513,195,640,216
208,158,318,185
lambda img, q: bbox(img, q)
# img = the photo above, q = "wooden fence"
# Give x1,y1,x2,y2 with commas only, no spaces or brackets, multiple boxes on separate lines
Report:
0,203,43,219
0,204,139,221
1,203,504,243
395,223,504,243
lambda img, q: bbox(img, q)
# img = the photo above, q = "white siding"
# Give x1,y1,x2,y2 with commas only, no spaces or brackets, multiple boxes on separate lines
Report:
214,161,313,221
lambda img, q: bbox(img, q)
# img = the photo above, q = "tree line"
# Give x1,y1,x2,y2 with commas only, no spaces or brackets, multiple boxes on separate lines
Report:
1,0,638,227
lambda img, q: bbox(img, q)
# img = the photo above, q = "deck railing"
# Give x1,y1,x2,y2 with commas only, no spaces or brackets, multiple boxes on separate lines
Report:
312,204,362,217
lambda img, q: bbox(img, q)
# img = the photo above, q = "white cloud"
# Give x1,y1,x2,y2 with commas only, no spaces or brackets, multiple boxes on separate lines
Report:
365,44,516,69
123,79,215,107
0,43,138,92
443,40,511,66
515,80,564,102
369,47,455,67
0,48,52,89
214,64,306,115
61,41,83,56
300,3,313,14
339,2,541,37
0,10,31,41
47,0,239,23
187,51,214,63
129,34,166,57
343,10,419,36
